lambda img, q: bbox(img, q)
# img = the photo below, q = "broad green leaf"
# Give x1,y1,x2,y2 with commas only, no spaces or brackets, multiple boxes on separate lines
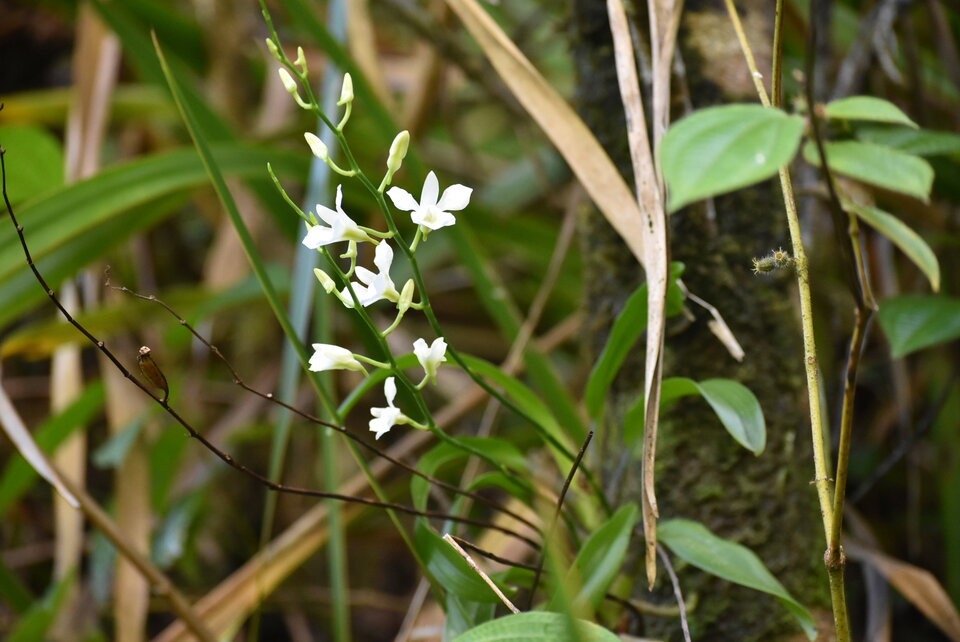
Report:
0,125,64,205
414,520,502,603
856,125,960,157
451,612,620,642
660,105,805,212
824,96,917,127
878,294,960,358
626,377,766,454
659,519,816,640
550,504,638,614
458,353,574,455
842,200,940,292
584,264,685,419
412,438,528,510
802,140,933,202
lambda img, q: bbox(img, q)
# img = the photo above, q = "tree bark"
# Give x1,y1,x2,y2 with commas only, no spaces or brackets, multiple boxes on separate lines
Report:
572,1,831,639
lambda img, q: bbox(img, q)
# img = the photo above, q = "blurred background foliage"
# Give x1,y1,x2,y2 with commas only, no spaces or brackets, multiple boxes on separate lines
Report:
0,0,957,641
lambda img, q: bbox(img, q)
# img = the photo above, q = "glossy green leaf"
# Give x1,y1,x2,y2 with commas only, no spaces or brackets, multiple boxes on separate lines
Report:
549,504,638,614
451,612,620,642
414,520,502,603
824,96,917,127
626,377,766,454
842,200,940,292
659,519,816,640
0,125,64,205
661,105,805,212
856,125,960,157
878,294,960,358
802,140,933,202
584,264,685,420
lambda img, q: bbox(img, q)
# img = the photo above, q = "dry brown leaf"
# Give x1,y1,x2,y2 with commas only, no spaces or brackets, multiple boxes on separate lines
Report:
846,541,960,641
443,0,647,272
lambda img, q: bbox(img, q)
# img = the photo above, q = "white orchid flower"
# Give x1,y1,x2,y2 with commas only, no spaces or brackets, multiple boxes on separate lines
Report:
386,171,472,233
341,241,400,307
369,377,408,440
302,185,373,249
413,337,447,384
308,343,366,373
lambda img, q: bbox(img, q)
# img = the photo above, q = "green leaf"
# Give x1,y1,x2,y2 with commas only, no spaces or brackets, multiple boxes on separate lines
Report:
841,200,940,292
550,504,638,614
414,520,502,604
802,140,933,202
855,125,960,157
7,572,75,642
412,438,527,510
451,612,620,642
458,353,574,455
878,294,960,358
824,96,918,128
626,377,766,454
659,519,816,640
0,125,64,205
661,105,805,212
584,264,685,420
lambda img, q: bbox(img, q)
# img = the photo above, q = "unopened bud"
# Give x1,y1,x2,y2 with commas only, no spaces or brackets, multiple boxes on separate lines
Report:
313,268,336,293
304,132,328,160
294,46,307,74
265,39,280,60
387,131,410,174
338,73,354,106
278,68,298,95
397,279,415,313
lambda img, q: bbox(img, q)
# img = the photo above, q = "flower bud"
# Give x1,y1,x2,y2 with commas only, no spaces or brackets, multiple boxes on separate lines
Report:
265,38,280,60
387,130,410,175
304,132,328,160
338,73,354,106
278,68,298,95
397,278,415,313
294,46,308,74
313,268,336,293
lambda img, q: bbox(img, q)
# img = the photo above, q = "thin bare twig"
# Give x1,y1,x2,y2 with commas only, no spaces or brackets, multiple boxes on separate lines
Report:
657,543,691,642
0,147,539,551
527,429,594,607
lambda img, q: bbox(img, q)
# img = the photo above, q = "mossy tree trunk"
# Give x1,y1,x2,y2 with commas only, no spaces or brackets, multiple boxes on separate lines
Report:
572,1,831,639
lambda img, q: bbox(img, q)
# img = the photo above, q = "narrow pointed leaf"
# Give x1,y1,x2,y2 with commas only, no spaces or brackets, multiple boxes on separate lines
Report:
451,612,620,642
842,199,940,292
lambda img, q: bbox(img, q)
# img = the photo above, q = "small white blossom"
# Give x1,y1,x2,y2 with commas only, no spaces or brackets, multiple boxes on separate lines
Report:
369,377,407,440
341,241,399,307
278,68,298,94
387,171,472,232
413,337,447,384
302,185,373,249
308,343,365,373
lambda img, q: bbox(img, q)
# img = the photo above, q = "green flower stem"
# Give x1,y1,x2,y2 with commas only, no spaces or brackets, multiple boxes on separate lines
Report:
354,354,390,370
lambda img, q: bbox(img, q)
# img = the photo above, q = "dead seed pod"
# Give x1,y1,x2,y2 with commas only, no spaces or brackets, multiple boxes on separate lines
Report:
137,346,169,403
